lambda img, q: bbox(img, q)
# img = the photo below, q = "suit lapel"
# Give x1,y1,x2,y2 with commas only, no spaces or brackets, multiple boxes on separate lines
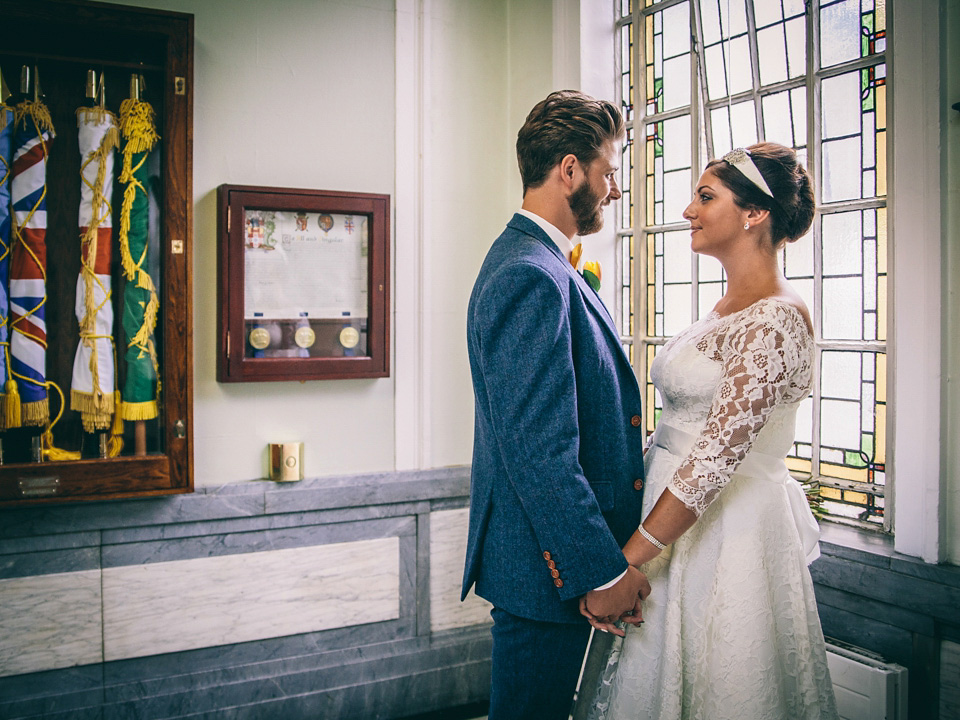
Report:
506,215,634,373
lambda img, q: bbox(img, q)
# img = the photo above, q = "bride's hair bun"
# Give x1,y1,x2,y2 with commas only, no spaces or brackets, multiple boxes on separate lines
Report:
708,141,815,247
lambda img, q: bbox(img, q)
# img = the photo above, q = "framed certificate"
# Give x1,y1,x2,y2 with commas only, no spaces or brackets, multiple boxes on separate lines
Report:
217,185,389,382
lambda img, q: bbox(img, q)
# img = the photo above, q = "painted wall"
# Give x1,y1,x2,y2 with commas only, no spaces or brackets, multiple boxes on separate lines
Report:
943,0,960,565
145,0,399,485
95,0,559,485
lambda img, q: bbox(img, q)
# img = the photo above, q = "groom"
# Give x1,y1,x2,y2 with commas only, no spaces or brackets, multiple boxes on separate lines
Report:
463,91,649,720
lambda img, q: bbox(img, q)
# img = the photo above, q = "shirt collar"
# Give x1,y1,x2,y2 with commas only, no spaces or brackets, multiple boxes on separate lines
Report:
517,208,576,261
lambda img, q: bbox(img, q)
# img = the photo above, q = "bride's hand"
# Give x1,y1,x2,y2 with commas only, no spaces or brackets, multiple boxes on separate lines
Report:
579,596,626,636
635,569,652,600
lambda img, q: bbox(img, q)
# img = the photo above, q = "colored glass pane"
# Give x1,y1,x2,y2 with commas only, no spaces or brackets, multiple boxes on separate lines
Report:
621,23,633,122
622,128,634,229
818,350,886,523
646,344,661,433
646,233,657,335
622,233,634,336
787,396,814,471
820,63,887,204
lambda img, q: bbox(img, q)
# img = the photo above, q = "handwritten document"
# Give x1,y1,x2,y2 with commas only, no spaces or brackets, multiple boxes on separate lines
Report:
244,210,368,319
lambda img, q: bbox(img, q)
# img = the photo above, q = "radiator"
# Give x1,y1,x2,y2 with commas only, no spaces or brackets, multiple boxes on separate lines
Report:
827,640,909,720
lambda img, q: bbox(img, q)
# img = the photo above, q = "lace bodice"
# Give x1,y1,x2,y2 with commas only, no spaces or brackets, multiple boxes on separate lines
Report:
651,297,813,517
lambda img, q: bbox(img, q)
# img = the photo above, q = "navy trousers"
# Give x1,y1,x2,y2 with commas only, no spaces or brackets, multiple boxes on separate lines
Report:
489,607,592,720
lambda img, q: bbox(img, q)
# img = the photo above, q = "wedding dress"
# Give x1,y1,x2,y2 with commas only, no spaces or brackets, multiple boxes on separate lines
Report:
581,297,838,720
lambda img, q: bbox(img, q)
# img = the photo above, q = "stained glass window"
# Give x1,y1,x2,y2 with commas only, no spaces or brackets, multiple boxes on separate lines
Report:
616,0,890,530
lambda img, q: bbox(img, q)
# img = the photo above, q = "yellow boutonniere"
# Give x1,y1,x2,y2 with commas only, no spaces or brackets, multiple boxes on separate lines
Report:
569,243,602,291
582,260,602,292
570,243,583,270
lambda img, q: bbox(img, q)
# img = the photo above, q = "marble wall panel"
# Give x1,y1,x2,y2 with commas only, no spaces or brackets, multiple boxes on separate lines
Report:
102,537,400,661
0,570,103,678
942,640,960,720
429,508,491,632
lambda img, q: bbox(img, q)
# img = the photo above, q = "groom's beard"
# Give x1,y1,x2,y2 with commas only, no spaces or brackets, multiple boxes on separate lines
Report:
569,179,605,236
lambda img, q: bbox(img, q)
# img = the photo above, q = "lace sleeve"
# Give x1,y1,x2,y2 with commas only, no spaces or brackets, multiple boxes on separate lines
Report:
667,302,812,516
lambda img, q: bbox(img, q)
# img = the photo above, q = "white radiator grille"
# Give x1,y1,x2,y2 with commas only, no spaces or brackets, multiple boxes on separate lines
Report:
827,640,909,720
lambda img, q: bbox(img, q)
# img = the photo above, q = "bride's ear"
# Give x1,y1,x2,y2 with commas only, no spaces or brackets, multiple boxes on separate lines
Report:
745,206,770,226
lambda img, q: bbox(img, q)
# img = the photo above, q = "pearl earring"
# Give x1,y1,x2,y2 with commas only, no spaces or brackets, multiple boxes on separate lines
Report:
743,222,750,230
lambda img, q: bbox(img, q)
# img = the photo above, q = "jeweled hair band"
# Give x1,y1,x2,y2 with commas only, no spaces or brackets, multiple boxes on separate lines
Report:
722,147,774,198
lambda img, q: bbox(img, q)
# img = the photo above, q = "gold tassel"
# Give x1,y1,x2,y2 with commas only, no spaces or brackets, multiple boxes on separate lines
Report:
111,390,124,436
118,98,159,154
22,398,50,427
14,100,54,137
121,399,158,422
0,391,5,432
107,435,124,457
5,379,21,428
42,428,81,462
107,394,125,457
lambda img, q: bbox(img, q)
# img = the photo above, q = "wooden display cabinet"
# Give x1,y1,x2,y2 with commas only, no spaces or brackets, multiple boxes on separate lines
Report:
0,0,193,504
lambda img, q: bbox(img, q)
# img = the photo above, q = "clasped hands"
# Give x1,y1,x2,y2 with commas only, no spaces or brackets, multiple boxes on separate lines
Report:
579,565,651,637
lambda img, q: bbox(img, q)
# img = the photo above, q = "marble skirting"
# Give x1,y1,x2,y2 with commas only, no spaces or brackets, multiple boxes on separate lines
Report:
430,507,492,632
0,466,496,720
102,537,401,661
0,570,103,676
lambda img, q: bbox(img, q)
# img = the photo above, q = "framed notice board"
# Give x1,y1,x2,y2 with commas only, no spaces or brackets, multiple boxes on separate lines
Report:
217,185,390,383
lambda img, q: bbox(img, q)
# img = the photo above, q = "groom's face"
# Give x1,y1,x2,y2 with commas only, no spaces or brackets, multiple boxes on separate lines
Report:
568,140,621,236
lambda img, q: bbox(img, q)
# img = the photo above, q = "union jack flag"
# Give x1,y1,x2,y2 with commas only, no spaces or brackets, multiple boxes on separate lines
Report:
9,106,54,424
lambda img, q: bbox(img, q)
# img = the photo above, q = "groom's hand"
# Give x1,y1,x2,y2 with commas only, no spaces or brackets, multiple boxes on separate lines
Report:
580,566,650,636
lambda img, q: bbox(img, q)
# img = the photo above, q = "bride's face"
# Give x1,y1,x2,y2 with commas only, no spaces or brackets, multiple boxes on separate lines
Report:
682,168,747,258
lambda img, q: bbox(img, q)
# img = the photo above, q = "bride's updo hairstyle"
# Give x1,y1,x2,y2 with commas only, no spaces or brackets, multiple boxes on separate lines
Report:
707,141,814,248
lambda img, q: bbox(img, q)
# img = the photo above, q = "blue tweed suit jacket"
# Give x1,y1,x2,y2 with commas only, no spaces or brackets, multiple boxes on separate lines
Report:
462,213,646,624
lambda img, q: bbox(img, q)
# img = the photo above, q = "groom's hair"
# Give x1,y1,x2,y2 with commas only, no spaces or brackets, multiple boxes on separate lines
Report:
517,90,624,194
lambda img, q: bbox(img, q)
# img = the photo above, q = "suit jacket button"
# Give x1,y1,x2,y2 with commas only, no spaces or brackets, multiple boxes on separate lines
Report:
547,560,556,569
550,569,560,579
554,579,564,588
634,478,644,491
543,551,552,561
630,415,641,427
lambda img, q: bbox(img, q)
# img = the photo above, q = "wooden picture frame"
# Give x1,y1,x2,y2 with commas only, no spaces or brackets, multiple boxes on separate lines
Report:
217,185,390,383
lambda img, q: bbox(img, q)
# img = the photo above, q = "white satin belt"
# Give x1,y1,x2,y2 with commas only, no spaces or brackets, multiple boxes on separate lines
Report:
650,422,821,565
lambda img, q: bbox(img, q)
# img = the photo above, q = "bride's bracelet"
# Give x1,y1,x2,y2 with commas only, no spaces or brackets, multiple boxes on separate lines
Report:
638,524,667,551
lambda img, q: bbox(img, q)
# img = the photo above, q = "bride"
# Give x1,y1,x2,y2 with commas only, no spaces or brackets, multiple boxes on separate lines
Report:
578,142,838,719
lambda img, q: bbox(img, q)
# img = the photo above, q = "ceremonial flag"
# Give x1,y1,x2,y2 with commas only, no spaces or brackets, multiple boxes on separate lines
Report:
118,88,160,423
71,105,120,441
9,98,54,427
0,99,12,430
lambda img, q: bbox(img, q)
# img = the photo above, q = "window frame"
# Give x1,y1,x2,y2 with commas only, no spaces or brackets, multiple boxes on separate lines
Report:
616,0,894,533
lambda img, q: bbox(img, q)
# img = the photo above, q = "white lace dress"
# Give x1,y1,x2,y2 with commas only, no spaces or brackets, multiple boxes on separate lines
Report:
581,297,838,720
